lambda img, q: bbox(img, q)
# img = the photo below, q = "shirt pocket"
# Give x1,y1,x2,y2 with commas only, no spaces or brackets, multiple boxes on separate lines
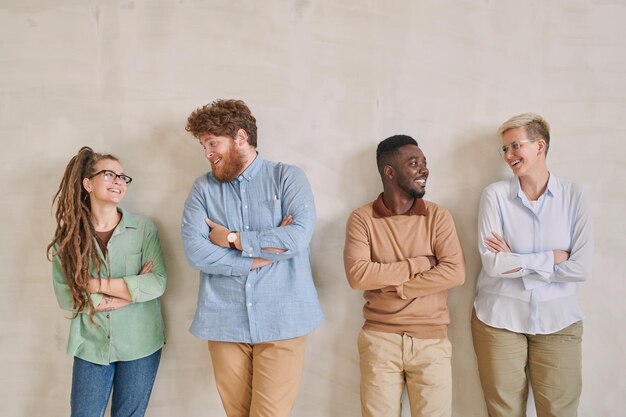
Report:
125,253,142,276
257,198,282,229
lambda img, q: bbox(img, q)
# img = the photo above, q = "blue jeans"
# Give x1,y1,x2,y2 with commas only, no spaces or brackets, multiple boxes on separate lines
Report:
70,349,161,417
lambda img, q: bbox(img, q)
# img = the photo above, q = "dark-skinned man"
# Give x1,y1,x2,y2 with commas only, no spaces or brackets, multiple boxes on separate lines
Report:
343,134,465,417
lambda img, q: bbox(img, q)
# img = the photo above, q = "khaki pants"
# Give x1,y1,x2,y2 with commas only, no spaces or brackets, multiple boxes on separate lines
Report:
358,329,452,417
471,310,583,417
207,336,306,417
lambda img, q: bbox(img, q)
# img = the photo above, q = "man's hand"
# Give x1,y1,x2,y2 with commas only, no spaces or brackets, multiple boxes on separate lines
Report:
379,254,437,294
205,215,294,250
205,218,231,248
250,215,294,268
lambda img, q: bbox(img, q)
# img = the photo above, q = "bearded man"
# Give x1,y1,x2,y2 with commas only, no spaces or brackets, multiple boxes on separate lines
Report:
181,99,324,417
343,135,465,417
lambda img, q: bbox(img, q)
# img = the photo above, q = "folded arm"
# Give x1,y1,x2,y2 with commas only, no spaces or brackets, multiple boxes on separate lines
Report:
239,166,316,262
181,180,254,276
394,209,465,299
479,187,593,290
478,188,554,282
52,254,103,313
343,211,433,290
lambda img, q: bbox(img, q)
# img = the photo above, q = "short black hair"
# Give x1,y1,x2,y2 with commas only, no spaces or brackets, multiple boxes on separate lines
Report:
376,135,418,174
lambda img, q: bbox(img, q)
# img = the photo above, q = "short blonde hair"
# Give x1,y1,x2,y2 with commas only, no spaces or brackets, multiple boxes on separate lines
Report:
497,112,551,155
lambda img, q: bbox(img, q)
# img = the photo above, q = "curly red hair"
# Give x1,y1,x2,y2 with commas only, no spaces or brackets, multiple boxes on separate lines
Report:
185,99,257,147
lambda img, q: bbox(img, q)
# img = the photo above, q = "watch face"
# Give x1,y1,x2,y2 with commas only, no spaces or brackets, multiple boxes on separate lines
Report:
227,232,237,243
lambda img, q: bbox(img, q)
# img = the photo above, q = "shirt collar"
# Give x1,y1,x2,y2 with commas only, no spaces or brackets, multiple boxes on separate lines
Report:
545,173,558,197
114,207,138,234
510,172,558,200
236,152,262,182
372,193,427,218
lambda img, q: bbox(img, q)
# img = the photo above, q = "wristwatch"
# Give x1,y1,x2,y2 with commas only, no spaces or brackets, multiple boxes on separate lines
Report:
227,232,238,249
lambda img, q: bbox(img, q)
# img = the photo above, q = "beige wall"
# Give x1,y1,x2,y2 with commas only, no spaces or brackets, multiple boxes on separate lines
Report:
1,1,625,416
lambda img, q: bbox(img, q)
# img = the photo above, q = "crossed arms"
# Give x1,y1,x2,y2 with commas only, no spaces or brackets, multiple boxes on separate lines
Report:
181,166,316,277
343,207,465,300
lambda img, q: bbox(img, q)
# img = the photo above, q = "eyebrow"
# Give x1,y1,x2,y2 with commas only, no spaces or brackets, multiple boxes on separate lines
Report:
103,169,128,175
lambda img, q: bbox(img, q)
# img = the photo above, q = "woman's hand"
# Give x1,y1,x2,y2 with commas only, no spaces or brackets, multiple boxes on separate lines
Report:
486,232,521,274
553,249,570,264
484,232,512,253
139,261,153,274
88,261,153,295
94,295,131,311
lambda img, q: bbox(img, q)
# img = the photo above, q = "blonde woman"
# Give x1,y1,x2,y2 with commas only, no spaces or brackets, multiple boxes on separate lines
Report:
472,113,593,417
48,146,166,417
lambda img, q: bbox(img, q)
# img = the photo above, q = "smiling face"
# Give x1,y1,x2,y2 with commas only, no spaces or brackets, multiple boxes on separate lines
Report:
82,158,128,207
391,144,429,199
501,126,546,177
199,133,246,182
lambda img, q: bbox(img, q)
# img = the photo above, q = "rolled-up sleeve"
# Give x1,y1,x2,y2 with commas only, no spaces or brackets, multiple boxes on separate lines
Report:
123,221,167,303
239,166,315,261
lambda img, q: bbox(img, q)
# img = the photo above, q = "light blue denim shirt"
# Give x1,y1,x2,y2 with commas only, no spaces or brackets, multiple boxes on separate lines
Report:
474,174,594,334
181,155,324,343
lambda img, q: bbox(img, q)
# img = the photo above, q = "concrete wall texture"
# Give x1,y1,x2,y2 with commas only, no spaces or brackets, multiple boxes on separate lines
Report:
1,1,625,416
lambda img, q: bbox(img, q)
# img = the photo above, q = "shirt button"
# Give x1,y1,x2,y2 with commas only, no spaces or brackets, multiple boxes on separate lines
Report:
244,205,248,209
247,303,252,307
106,314,110,318
245,226,249,230
242,189,246,193
246,283,251,288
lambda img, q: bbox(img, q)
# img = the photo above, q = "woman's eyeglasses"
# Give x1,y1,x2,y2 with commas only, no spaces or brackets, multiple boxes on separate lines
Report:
498,139,537,156
89,170,133,185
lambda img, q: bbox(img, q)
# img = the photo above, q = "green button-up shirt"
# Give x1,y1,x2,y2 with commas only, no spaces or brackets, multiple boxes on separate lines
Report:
52,209,166,365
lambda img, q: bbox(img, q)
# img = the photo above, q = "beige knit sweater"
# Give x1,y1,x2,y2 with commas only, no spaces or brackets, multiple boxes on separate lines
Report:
344,194,466,339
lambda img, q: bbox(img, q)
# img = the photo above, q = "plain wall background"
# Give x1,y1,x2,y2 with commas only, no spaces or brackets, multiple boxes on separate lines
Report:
1,1,625,416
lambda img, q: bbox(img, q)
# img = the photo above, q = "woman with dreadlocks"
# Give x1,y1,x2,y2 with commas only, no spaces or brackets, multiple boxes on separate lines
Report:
48,146,166,417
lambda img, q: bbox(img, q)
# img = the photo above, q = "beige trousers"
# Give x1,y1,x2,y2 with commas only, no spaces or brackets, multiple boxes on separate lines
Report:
207,336,306,417
358,329,452,417
472,310,583,417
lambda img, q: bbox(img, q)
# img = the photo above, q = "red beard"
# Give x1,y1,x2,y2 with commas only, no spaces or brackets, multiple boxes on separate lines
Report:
212,141,246,182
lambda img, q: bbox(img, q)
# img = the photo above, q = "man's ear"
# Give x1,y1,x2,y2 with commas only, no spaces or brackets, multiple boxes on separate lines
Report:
383,164,394,180
234,129,249,147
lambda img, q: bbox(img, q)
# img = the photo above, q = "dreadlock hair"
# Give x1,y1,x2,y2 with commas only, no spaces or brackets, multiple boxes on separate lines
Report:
47,146,119,324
